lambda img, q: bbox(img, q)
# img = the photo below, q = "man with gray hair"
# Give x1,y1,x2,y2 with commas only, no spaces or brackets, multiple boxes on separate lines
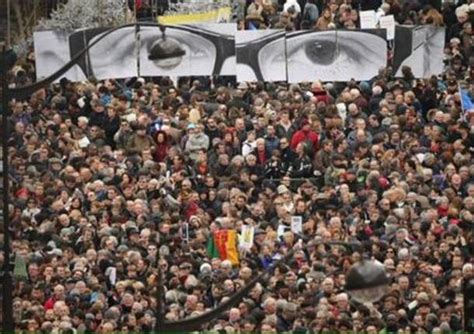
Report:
276,302,298,332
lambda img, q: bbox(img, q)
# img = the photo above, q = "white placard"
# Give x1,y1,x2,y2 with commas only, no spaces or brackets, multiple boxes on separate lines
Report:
291,216,303,234
379,15,395,40
239,225,254,251
360,10,377,29
78,136,91,148
277,224,289,239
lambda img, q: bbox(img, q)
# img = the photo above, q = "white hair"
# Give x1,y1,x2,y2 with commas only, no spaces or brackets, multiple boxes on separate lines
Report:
372,85,383,95
455,5,469,17
397,248,410,261
78,116,89,124
462,263,473,275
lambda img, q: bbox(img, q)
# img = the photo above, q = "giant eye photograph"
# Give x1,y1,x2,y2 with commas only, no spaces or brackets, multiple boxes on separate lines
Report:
188,23,237,76
286,30,387,82
139,24,235,77
236,29,287,82
33,30,87,82
86,26,138,80
147,27,186,70
65,26,139,80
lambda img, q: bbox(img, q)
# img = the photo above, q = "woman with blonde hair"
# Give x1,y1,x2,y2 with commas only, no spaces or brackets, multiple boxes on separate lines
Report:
315,8,333,30
423,8,444,26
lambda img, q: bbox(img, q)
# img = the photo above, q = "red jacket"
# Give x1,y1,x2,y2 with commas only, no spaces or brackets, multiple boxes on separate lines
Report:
154,131,170,162
44,297,56,310
154,143,169,162
290,129,319,152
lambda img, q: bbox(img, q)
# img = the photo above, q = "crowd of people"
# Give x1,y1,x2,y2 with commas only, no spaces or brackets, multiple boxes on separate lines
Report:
242,0,471,35
1,0,474,332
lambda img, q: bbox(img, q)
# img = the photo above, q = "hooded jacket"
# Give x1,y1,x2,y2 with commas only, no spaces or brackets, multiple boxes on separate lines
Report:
185,132,210,161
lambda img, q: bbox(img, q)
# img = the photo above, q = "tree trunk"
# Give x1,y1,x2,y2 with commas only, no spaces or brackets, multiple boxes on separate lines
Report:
12,1,26,41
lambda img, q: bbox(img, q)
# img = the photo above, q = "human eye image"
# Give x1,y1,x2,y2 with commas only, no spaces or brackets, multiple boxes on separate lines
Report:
236,30,287,82
139,25,220,77
33,30,87,82
286,30,387,83
86,26,138,80
33,24,237,82
394,25,445,78
67,26,139,80
187,23,237,76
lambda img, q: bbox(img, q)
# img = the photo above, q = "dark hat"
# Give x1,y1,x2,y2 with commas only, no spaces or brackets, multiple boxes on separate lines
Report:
418,301,431,309
126,227,139,236
49,157,62,165
254,228,265,236
383,294,398,303
389,81,404,91
300,119,310,127
66,278,77,284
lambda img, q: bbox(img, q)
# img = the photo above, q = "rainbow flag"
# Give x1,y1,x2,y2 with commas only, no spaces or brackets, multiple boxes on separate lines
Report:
207,230,239,265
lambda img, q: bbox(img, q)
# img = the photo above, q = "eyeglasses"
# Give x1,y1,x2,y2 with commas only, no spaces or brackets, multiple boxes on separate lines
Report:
141,24,235,77
66,24,235,80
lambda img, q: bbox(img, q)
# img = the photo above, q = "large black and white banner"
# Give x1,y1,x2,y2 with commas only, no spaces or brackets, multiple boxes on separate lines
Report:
34,24,441,83
393,25,445,78
286,30,387,82
236,30,287,82
34,24,235,81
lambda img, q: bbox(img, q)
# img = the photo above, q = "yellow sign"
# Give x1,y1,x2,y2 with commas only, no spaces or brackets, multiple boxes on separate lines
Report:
158,7,232,25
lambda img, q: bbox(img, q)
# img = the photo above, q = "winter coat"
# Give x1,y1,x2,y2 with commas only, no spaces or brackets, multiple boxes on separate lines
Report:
185,133,210,161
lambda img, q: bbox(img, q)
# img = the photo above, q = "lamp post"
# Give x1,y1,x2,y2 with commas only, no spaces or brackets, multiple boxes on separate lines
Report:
1,26,389,329
464,277,474,332
345,258,390,304
1,43,14,334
